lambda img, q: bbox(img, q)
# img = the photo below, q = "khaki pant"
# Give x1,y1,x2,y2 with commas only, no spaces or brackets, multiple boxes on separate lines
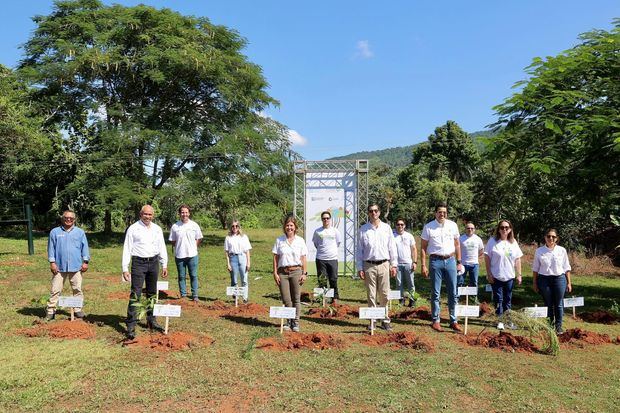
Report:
363,261,390,308
278,268,302,322
47,271,83,314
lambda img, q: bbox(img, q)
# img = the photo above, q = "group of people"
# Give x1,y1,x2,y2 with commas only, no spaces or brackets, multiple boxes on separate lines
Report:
45,202,573,341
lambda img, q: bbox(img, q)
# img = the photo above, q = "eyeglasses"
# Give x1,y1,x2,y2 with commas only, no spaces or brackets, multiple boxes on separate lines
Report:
545,235,557,239
396,223,405,226
499,226,510,230
369,209,379,213
321,217,330,220
466,227,475,230
63,217,75,221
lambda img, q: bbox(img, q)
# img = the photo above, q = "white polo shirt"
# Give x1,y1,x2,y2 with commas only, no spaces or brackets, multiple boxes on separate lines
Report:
272,235,308,267
459,234,485,265
224,234,252,255
394,231,416,264
532,245,571,276
421,219,459,256
169,219,203,259
484,237,523,281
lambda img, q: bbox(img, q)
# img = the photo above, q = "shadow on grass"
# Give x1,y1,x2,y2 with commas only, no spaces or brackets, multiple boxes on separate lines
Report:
300,315,359,328
221,315,275,328
17,306,46,318
85,313,127,334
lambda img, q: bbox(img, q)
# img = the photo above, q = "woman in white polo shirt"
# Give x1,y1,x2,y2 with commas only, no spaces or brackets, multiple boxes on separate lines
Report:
224,220,252,303
272,216,308,332
484,219,523,330
532,228,572,333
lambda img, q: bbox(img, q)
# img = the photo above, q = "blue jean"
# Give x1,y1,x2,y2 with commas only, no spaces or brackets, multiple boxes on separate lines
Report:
430,256,457,323
176,255,199,298
491,278,514,316
393,264,415,296
536,274,567,331
229,253,249,300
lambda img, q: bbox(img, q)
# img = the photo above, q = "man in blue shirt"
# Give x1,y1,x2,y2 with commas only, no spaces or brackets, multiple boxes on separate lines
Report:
46,210,90,320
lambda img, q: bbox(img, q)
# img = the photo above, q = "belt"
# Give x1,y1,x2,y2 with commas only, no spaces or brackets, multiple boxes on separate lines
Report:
228,253,243,256
132,255,159,262
278,265,302,274
365,259,388,265
430,254,454,260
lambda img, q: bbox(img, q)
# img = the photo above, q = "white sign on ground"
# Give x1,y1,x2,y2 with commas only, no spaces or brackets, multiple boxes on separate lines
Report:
157,281,169,291
455,305,480,317
563,297,584,307
226,286,248,297
153,304,182,317
388,290,402,300
58,296,83,308
313,288,335,298
524,307,548,318
269,307,297,319
458,287,478,296
359,307,387,320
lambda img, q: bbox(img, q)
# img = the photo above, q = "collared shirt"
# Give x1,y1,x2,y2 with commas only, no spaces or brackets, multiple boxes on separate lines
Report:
312,226,341,261
459,233,485,265
169,219,203,259
484,237,523,281
421,219,459,256
394,230,416,264
122,220,168,272
272,235,307,267
532,245,571,276
356,221,398,271
47,225,90,272
224,234,252,255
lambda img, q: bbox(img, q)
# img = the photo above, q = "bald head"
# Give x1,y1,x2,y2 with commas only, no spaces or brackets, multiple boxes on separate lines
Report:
139,205,154,226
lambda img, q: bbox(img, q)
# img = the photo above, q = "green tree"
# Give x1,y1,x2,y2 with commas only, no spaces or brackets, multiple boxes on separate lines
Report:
489,19,620,246
19,0,292,231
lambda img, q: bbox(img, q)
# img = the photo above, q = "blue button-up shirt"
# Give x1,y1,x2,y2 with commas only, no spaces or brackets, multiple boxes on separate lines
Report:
47,225,90,272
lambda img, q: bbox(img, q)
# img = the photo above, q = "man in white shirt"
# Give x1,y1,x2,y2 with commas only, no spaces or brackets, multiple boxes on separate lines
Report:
458,222,485,303
393,218,417,307
421,202,463,332
312,210,341,304
122,205,168,340
356,204,398,330
169,205,203,301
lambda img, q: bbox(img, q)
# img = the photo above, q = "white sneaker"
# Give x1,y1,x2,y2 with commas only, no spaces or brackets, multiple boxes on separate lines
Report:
508,322,517,330
497,322,505,330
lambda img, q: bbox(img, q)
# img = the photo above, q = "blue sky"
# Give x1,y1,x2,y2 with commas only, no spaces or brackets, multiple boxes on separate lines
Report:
1,1,618,160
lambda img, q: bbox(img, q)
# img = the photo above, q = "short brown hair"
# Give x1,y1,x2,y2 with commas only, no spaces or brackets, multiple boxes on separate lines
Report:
282,215,299,234
178,204,191,214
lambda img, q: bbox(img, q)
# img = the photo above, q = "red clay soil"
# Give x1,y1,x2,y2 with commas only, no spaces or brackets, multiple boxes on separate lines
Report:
458,331,538,353
579,311,619,324
358,332,434,352
17,320,96,339
107,291,129,300
395,306,432,321
183,300,269,317
256,332,348,351
306,304,359,319
558,328,612,346
123,332,214,351
158,290,180,299
479,302,494,316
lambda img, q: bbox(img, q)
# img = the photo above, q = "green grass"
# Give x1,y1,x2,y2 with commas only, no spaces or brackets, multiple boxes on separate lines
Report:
0,229,619,412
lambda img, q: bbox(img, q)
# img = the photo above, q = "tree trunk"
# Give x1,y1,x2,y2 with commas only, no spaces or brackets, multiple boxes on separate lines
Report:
104,209,112,234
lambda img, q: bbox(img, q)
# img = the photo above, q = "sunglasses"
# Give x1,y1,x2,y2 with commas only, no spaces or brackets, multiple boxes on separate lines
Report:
321,217,330,220
231,225,239,228
63,217,75,221
545,235,557,239
499,226,511,230
396,223,405,226
466,227,475,230
369,209,379,213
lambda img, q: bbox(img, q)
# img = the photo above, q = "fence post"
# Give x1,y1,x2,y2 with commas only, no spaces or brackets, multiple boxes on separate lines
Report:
26,204,34,255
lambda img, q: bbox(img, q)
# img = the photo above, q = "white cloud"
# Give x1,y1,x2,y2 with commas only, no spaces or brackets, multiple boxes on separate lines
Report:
355,40,374,59
287,129,308,146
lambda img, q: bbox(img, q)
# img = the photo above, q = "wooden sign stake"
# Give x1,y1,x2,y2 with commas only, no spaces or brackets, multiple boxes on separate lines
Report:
70,308,75,321
280,318,284,334
164,317,169,335
464,295,469,335
235,295,238,308
571,296,576,319
156,290,159,304
370,319,375,336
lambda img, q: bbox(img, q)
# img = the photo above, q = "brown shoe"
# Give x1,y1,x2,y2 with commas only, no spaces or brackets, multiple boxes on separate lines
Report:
431,321,443,332
450,322,462,332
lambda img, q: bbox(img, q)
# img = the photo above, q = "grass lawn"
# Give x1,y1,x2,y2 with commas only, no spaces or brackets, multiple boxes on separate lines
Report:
0,228,619,412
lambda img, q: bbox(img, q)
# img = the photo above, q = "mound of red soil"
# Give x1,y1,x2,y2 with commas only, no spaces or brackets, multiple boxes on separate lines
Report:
479,302,494,316
459,331,538,353
306,304,358,319
395,306,432,321
579,311,619,324
158,290,180,299
558,328,612,346
123,332,214,351
257,332,347,351
107,292,128,300
17,320,96,340
359,332,434,352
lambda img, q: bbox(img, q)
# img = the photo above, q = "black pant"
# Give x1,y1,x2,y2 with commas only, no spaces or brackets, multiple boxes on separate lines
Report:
126,256,159,328
316,259,339,299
